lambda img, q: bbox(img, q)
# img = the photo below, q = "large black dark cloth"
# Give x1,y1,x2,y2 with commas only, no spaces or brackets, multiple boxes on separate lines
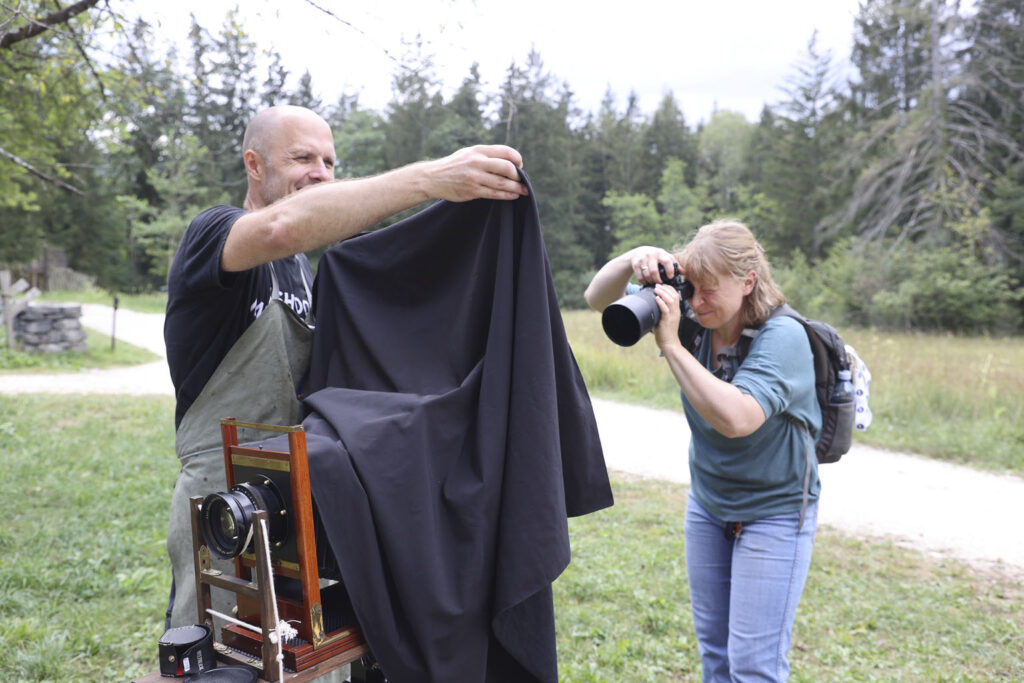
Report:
299,174,612,682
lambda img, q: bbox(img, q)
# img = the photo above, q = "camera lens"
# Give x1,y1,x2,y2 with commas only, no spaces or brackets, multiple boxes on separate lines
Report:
601,287,660,347
200,479,288,559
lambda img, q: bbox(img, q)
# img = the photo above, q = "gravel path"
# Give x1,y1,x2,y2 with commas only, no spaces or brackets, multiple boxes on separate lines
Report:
4,304,1023,579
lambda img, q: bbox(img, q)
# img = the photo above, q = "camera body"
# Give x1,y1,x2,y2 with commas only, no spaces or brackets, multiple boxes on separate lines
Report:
200,464,340,582
601,264,695,346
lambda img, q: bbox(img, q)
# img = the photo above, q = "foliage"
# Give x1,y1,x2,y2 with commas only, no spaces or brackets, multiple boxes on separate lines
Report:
750,33,845,256
869,244,1022,332
602,191,660,254
696,110,754,213
603,159,705,255
1,1,1023,330
772,236,1022,334
833,0,1024,261
0,0,110,266
0,1,105,212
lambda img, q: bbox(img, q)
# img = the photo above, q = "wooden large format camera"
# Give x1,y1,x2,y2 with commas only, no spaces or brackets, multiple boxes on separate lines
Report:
188,418,366,678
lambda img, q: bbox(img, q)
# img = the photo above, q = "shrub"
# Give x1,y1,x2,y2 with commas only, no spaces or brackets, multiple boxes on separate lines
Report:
870,245,1022,333
775,241,1022,334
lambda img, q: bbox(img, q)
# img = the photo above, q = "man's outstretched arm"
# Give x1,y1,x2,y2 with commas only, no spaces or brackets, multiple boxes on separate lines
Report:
221,145,527,273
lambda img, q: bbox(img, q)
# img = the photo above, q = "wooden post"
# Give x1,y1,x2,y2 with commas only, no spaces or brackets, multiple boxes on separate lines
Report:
111,295,119,351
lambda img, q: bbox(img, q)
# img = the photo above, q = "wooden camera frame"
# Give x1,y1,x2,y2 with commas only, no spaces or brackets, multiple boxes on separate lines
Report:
189,418,366,675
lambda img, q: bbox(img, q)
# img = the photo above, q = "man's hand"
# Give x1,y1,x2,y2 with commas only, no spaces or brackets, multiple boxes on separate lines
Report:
425,145,528,202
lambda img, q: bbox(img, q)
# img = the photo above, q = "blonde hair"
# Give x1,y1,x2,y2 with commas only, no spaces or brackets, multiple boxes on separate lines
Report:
674,220,785,327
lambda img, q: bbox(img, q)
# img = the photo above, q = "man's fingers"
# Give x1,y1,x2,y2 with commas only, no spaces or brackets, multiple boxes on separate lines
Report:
472,144,524,169
474,159,528,197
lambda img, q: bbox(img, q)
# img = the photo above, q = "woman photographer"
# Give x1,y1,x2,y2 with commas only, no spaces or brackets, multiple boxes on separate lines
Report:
584,220,821,682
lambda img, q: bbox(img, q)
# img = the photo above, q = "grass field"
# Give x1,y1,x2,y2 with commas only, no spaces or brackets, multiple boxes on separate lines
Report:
3,294,1023,679
1,395,1022,681
24,291,1023,473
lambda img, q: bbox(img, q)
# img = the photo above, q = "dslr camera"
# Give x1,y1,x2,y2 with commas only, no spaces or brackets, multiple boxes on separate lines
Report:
601,263,695,346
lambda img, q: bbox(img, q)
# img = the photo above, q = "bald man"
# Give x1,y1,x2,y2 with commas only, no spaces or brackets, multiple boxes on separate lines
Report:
162,105,527,633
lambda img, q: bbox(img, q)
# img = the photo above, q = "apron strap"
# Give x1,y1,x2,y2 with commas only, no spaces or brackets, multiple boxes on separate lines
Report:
268,258,314,325
174,299,313,459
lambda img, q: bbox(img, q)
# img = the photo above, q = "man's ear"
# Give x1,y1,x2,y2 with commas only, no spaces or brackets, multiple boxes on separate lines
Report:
243,149,262,181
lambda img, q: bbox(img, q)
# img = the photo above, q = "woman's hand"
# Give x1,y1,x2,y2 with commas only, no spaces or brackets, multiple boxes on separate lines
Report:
652,281,768,438
584,245,679,312
628,246,679,285
652,282,683,351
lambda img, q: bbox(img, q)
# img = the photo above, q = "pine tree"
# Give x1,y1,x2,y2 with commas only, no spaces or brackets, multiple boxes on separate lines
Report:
835,0,1021,252
755,32,844,255
638,93,698,197
384,35,444,168
289,70,324,113
961,0,1024,265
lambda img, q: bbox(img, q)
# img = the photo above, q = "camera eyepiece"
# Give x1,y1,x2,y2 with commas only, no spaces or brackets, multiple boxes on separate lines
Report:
200,479,289,559
601,263,694,346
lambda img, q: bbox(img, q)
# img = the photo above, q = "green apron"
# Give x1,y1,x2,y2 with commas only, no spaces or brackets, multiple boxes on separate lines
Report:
166,296,312,629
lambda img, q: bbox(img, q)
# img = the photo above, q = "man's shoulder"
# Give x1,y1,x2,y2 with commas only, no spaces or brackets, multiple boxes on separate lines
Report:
168,204,256,303
184,205,246,240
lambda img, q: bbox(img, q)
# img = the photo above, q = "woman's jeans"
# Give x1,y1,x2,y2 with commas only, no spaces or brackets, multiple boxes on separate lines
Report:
684,493,817,682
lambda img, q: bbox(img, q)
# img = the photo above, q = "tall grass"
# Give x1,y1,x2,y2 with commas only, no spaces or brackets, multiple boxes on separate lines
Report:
562,310,1024,474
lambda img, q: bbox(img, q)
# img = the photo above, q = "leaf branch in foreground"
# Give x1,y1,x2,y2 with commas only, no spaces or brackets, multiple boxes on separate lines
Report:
0,145,85,195
0,0,101,50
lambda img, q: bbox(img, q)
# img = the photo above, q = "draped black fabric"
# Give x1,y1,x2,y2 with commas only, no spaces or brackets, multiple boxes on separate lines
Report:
297,173,613,683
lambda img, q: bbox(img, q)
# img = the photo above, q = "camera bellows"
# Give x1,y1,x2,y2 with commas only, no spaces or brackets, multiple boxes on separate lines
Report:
158,624,215,677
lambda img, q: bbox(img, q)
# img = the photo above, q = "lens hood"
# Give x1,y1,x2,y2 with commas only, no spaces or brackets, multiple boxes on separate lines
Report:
601,287,660,346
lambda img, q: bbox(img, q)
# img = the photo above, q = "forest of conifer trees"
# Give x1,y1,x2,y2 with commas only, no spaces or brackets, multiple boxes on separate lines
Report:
1,0,1021,332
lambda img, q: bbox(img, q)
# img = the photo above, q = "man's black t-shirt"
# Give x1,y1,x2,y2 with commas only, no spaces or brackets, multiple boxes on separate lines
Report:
164,205,314,429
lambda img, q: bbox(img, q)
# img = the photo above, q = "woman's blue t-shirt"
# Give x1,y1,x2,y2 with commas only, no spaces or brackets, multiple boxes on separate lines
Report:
682,315,821,522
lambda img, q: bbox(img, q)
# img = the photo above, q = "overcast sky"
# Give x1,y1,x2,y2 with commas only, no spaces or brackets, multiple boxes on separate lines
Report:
127,0,865,125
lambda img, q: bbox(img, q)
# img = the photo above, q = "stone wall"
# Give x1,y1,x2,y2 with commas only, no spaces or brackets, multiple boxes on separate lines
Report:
14,303,88,353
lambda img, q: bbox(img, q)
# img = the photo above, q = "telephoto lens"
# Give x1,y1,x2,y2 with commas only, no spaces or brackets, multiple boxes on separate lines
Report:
601,287,661,346
601,264,694,346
